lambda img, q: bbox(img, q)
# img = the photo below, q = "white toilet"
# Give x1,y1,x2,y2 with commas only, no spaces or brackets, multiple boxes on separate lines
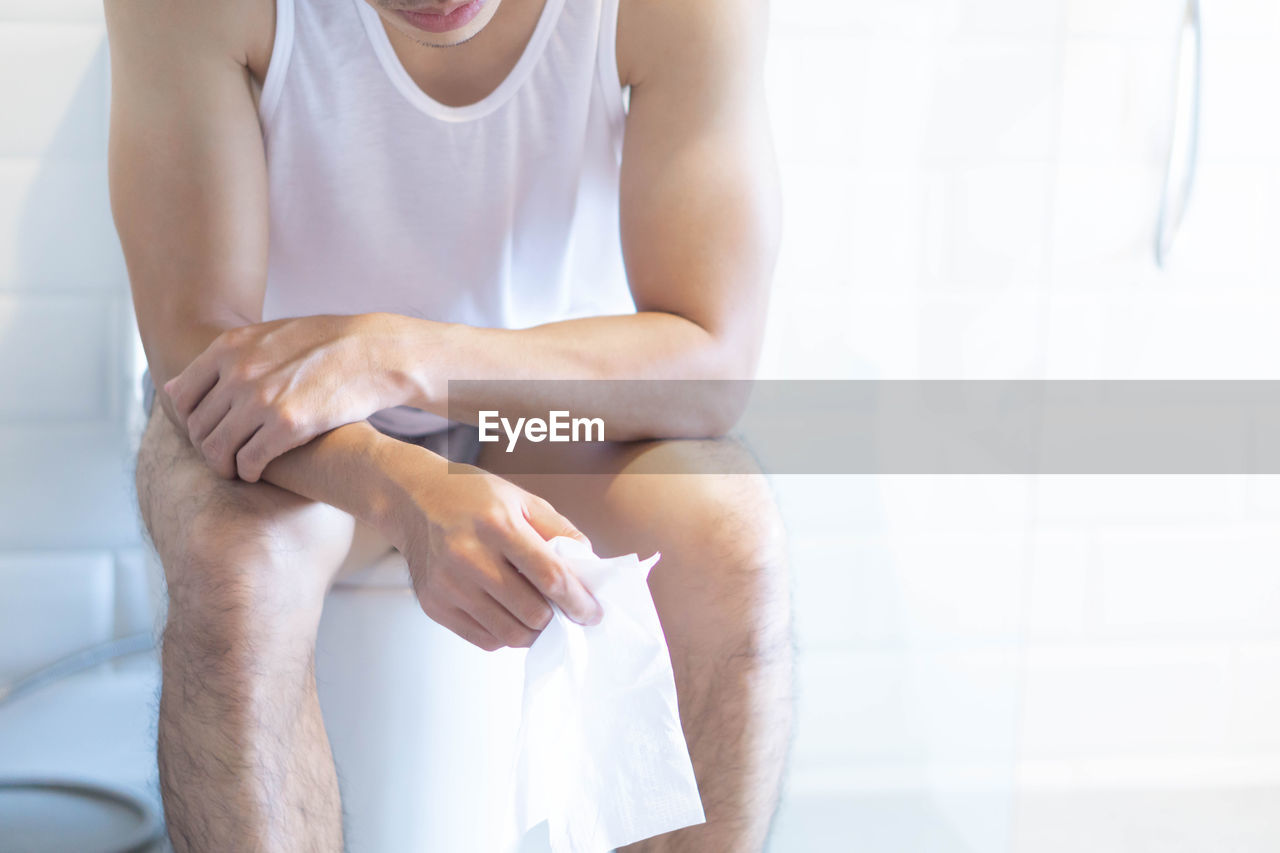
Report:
314,550,533,853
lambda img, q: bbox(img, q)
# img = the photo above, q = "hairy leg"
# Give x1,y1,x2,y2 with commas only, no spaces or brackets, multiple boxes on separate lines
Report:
135,406,393,852
481,438,794,852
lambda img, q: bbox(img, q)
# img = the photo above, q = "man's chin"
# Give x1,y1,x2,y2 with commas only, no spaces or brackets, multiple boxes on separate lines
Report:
397,27,484,48
385,0,496,48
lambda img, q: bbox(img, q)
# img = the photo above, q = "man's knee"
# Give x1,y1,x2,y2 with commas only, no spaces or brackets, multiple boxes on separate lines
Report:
643,440,786,574
138,412,363,691
148,469,351,666
691,477,789,656
159,504,331,671
630,440,791,646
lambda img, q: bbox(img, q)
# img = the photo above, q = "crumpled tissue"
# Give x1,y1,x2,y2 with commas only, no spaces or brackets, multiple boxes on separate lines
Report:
506,536,706,853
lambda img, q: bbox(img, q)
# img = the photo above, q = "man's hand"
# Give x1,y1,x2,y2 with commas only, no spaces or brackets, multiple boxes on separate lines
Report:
390,456,604,650
164,313,410,482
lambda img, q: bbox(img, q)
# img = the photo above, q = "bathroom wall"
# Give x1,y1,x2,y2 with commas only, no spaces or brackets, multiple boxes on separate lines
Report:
759,0,1280,847
0,0,150,689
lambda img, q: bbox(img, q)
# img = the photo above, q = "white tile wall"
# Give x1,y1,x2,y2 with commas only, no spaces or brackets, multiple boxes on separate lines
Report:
1209,0,1280,38
1033,476,1251,526
1018,644,1233,757
1168,164,1267,280
1229,643,1280,750
0,292,115,419
877,530,1029,643
1048,163,1164,271
770,1,955,41
0,552,115,681
937,164,1051,290
0,160,125,290
1198,36,1280,163
0,3,140,684
1023,529,1097,641
952,0,1066,39
1095,524,1280,636
111,548,160,639
763,0,1280,825
1263,166,1280,284
1067,0,1183,38
0,2,103,23
791,649,932,768
0,422,140,548
0,23,106,158
1057,40,1172,164
923,41,1059,163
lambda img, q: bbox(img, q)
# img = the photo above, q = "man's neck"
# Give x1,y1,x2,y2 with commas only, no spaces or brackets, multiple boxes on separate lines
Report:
381,0,548,107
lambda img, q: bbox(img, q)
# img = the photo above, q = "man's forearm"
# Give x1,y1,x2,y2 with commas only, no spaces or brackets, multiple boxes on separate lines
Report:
258,420,416,540
396,311,760,440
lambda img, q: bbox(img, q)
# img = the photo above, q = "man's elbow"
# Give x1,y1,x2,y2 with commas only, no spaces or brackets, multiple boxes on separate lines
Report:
690,387,751,438
684,333,761,437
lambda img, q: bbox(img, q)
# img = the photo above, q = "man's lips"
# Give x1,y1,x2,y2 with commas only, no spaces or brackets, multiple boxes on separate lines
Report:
397,0,485,34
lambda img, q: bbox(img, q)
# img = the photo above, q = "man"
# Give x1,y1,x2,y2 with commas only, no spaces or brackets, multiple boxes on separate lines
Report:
104,0,790,849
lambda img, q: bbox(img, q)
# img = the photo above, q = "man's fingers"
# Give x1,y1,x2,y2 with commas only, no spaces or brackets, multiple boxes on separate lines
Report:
185,385,232,446
523,497,592,551
506,523,602,626
234,422,311,483
479,561,554,632
199,410,261,480
463,590,541,648
436,604,505,653
163,350,220,421
233,425,272,483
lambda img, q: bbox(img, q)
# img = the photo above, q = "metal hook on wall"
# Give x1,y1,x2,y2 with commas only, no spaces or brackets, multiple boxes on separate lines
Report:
1155,0,1202,269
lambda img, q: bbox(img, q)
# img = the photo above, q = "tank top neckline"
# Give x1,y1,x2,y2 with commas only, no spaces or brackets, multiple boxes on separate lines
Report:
351,0,567,123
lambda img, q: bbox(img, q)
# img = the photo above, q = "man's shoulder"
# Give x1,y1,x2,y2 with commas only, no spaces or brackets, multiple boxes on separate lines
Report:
615,0,767,89
104,0,275,78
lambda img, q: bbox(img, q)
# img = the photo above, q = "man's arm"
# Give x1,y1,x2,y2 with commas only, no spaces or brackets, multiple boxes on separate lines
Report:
105,0,602,637
396,0,781,435
165,0,780,472
105,0,418,528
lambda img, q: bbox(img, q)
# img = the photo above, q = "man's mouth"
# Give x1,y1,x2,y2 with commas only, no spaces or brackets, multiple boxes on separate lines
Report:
397,0,486,34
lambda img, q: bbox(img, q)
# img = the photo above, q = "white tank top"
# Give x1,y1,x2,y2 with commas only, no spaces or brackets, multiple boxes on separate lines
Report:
257,0,633,435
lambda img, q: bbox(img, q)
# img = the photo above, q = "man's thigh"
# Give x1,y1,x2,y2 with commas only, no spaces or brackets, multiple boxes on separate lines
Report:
476,437,785,570
136,405,393,593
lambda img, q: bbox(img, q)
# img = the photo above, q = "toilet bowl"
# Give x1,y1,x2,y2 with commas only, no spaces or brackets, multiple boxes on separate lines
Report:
315,550,528,853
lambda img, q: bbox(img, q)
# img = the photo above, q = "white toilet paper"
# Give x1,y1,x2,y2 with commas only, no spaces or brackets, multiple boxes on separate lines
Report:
507,537,706,853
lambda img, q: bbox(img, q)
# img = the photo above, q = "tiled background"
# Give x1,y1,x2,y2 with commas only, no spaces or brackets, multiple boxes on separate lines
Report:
761,0,1280,848
0,0,148,679
3,0,1280,850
